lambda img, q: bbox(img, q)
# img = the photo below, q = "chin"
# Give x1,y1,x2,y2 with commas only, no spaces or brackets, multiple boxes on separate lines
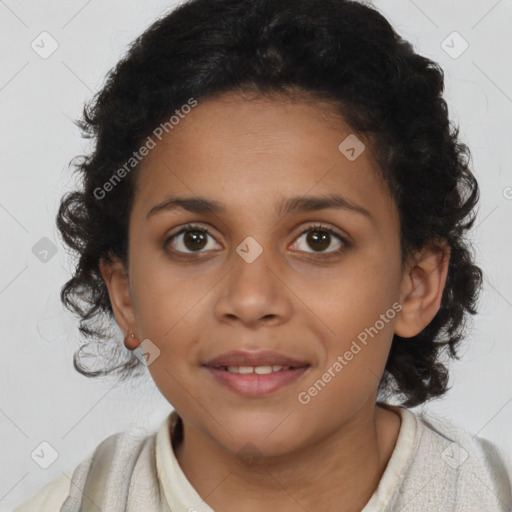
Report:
210,409,308,459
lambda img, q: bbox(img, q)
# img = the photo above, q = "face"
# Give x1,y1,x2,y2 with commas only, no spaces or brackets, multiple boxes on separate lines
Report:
101,90,444,458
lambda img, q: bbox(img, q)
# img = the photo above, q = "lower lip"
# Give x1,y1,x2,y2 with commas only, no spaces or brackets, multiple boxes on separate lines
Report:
204,366,310,396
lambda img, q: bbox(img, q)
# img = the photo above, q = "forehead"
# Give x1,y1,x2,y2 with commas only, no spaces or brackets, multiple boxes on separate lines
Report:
132,92,396,228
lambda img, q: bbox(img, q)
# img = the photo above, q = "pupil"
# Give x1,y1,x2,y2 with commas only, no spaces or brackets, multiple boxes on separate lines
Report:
308,230,329,251
185,230,206,251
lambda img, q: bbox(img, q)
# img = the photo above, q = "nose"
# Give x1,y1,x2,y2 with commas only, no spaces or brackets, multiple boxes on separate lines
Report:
214,241,293,328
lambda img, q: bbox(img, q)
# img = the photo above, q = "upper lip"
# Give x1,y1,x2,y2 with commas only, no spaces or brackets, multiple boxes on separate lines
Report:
203,350,310,368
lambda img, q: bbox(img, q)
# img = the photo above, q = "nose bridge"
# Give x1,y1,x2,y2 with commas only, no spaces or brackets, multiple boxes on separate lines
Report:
231,233,276,291
226,204,276,269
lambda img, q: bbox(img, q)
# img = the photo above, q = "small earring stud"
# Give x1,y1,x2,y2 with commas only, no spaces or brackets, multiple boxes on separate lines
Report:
125,330,139,350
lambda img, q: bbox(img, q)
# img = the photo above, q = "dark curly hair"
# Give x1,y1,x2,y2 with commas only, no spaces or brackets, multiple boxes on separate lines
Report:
56,0,483,407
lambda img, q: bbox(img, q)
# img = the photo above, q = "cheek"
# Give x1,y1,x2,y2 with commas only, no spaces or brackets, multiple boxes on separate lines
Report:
307,251,399,376
138,304,202,408
307,253,398,332
301,310,395,416
130,248,207,332
129,258,208,364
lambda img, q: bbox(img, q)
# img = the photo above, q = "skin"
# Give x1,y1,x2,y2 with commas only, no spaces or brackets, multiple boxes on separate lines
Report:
100,90,450,512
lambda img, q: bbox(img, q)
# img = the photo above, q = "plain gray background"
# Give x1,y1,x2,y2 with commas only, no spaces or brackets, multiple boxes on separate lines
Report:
1,0,511,510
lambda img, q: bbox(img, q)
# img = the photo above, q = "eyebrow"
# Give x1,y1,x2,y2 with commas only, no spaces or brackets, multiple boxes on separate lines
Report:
146,193,373,222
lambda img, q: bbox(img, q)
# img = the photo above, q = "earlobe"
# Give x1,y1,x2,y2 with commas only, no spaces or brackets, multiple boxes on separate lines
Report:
394,243,451,338
99,256,138,348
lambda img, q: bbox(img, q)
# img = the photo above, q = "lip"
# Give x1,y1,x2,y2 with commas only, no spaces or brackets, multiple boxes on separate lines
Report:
202,350,311,397
204,366,310,396
203,349,309,368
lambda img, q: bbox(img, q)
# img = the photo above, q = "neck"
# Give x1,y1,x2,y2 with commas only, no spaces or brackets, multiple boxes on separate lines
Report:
173,400,401,512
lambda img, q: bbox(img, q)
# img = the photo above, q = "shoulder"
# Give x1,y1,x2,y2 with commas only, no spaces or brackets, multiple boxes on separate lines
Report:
12,428,156,512
394,406,512,511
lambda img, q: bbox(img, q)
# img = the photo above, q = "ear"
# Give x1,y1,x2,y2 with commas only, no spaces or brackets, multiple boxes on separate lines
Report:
394,241,451,338
99,255,139,349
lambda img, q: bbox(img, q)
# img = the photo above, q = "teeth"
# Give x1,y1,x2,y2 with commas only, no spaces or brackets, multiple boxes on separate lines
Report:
225,365,291,374
254,366,273,374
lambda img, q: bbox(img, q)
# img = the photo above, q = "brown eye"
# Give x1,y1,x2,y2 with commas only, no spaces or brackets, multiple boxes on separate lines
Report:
165,224,220,254
306,230,330,251
182,229,208,251
293,224,348,254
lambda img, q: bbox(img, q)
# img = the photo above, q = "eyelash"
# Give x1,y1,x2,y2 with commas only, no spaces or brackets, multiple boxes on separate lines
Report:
164,222,351,258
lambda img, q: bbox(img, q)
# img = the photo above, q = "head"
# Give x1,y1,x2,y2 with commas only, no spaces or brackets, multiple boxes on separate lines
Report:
57,0,482,454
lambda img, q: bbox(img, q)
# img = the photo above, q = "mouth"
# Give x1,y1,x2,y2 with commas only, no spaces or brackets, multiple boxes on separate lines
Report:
203,365,311,396
202,350,311,396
